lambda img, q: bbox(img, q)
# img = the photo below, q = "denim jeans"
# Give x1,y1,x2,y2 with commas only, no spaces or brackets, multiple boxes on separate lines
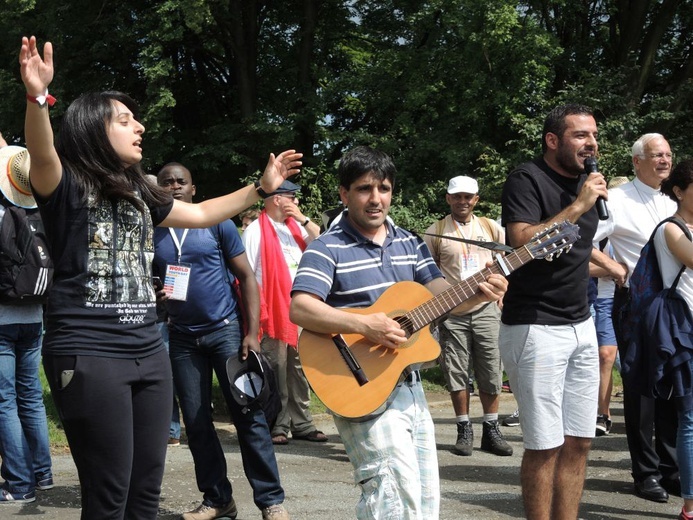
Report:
158,321,181,440
169,320,284,509
0,322,52,494
679,405,693,499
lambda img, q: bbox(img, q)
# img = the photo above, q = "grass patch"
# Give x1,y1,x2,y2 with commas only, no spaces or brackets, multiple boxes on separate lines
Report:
612,366,623,394
421,365,447,392
43,362,623,449
39,365,68,449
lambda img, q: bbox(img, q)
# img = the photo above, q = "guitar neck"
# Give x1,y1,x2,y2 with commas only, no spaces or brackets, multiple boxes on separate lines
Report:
403,247,532,332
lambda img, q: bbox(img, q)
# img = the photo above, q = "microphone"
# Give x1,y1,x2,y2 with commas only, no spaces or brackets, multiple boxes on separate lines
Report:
585,156,609,220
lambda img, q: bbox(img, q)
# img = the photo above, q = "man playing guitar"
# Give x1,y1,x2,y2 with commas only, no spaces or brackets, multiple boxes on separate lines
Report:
289,146,507,520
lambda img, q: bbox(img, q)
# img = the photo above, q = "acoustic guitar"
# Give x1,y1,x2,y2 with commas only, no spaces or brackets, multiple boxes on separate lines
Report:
298,220,580,418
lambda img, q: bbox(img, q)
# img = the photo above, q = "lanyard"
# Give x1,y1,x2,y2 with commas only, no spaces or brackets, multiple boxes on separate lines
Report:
168,228,189,263
453,217,476,261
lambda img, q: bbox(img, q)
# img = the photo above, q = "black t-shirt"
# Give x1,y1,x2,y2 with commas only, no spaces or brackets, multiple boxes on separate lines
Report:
38,170,173,357
501,158,598,325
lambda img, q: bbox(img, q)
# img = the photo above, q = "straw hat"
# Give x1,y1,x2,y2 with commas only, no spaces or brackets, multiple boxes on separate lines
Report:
608,176,630,190
0,146,36,209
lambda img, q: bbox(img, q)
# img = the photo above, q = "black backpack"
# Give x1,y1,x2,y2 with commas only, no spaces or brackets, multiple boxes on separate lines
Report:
0,201,53,304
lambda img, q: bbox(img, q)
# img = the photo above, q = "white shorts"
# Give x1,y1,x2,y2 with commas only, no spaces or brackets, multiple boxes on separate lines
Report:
499,319,599,450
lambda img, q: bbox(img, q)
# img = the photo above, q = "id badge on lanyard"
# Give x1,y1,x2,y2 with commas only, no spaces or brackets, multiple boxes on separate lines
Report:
165,228,193,301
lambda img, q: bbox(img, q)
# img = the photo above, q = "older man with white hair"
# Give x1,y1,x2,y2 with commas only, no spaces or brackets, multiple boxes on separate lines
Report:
593,133,680,503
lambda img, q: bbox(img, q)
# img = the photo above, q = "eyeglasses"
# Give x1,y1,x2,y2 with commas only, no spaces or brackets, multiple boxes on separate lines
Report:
277,193,298,200
640,152,674,161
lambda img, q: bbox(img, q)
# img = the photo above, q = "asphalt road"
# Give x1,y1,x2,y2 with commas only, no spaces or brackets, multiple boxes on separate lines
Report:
2,391,682,519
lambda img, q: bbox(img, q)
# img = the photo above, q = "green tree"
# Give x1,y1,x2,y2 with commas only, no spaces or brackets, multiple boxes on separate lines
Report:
0,0,690,223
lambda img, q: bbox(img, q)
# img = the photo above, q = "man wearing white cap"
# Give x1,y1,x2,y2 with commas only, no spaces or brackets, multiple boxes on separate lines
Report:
423,176,512,458
0,144,53,503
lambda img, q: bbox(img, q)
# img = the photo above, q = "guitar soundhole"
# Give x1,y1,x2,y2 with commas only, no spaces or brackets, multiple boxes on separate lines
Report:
394,315,414,339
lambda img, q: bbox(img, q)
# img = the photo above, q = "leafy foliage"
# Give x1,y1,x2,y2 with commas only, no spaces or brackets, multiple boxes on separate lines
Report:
0,0,690,223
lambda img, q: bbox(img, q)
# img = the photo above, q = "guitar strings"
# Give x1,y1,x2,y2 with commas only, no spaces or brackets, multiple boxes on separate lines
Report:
399,247,532,332
400,224,571,331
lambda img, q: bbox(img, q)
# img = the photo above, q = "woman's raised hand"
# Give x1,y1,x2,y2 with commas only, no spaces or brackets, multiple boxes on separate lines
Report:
19,36,54,97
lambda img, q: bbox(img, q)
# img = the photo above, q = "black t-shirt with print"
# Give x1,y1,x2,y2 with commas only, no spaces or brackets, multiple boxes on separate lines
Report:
501,157,598,326
38,170,173,357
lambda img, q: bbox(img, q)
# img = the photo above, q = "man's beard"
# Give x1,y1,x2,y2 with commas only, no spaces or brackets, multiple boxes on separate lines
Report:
555,145,584,177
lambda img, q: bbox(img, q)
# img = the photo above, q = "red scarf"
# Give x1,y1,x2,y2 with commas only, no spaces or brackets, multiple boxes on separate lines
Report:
259,210,306,346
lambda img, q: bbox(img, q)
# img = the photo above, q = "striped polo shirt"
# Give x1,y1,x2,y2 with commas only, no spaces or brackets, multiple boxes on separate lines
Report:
292,211,442,308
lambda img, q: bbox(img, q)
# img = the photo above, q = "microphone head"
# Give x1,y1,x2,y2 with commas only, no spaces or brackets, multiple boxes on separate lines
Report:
584,156,598,173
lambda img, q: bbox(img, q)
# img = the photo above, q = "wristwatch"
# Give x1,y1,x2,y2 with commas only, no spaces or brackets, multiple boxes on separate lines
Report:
253,180,268,198
302,217,311,226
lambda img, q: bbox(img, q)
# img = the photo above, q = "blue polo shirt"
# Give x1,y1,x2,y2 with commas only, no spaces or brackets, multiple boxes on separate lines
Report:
292,211,442,308
153,221,244,335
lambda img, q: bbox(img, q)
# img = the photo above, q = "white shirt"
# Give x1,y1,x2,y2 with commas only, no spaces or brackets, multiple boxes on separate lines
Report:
242,216,311,286
654,225,693,307
593,177,677,286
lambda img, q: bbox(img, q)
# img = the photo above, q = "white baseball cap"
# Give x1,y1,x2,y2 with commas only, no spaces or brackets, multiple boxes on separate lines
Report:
447,176,478,195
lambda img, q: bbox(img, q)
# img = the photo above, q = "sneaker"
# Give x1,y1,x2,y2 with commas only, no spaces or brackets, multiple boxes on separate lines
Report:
680,507,693,519
181,499,237,520
501,409,520,427
168,437,181,447
36,477,54,490
453,420,473,456
261,503,290,520
481,420,513,456
0,488,36,503
595,414,612,437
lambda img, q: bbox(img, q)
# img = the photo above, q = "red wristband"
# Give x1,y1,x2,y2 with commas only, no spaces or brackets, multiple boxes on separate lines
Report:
26,92,57,107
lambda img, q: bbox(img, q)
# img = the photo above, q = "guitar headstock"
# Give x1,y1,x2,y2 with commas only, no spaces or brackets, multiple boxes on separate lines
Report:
526,221,580,261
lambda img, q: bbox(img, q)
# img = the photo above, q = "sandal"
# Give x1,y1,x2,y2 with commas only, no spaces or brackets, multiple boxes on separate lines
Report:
272,434,289,445
292,430,328,442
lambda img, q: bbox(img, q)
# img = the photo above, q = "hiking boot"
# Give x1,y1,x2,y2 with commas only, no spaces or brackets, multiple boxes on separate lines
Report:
261,503,290,520
181,499,237,520
481,420,513,456
501,409,520,427
595,414,612,436
453,420,473,456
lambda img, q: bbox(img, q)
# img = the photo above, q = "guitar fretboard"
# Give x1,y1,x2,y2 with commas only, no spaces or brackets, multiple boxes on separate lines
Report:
401,246,533,333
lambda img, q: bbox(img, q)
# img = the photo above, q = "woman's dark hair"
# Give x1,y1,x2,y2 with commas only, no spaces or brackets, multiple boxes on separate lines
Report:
661,158,693,202
338,146,396,189
55,91,171,211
